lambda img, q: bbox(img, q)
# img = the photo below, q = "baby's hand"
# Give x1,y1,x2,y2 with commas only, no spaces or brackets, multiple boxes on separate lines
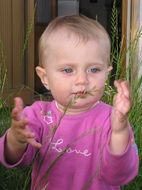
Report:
110,80,132,154
9,97,41,149
113,80,131,118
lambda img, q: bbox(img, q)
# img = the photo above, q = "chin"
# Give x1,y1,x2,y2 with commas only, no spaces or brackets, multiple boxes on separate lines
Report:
59,96,99,110
72,99,97,109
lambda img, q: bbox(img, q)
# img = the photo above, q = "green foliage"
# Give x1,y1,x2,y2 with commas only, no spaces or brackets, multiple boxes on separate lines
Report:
107,1,142,190
0,165,31,190
20,2,37,61
0,39,7,109
0,1,37,190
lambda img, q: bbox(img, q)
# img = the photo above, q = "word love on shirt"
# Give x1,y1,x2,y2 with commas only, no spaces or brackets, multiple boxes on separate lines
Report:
50,138,91,157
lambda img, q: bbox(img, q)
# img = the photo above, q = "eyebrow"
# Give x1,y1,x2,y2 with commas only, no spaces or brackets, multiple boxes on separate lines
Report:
58,60,105,67
86,62,105,66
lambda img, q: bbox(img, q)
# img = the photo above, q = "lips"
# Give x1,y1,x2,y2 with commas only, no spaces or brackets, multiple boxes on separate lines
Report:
72,91,87,98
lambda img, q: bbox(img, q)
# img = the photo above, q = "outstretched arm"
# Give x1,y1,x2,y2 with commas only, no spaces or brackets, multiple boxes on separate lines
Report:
109,80,132,154
101,80,138,185
5,97,41,164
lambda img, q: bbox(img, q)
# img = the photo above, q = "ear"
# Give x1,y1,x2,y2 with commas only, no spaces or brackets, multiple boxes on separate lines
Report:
36,66,50,89
108,66,113,72
105,66,113,81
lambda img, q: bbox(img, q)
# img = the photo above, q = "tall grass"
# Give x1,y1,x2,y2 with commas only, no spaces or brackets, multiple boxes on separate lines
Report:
108,1,142,189
0,39,10,134
0,1,37,190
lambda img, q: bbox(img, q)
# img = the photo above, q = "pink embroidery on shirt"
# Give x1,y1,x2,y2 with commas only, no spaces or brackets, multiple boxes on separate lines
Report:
51,138,92,157
41,110,53,125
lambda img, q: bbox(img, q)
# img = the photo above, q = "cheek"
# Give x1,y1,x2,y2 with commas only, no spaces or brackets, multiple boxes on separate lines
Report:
101,72,108,82
50,82,69,95
92,73,107,86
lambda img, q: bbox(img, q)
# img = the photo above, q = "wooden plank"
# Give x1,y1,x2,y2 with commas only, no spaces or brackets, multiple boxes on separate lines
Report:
51,0,57,18
131,0,140,40
12,0,25,88
25,0,35,90
0,0,13,90
121,0,129,76
122,0,128,47
2,87,35,106
130,0,141,78
0,0,35,105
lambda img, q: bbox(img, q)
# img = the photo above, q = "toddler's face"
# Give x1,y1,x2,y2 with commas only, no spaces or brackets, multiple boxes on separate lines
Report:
37,32,111,114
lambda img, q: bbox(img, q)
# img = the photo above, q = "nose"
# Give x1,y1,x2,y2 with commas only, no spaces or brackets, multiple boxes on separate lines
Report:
74,71,89,86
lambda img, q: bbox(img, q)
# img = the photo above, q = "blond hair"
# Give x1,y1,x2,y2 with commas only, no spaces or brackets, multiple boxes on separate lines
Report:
39,15,111,66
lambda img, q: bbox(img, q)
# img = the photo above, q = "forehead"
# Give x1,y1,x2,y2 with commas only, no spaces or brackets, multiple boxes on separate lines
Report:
43,28,110,55
45,29,104,56
46,28,88,46
40,28,110,66
42,25,110,49
46,43,107,68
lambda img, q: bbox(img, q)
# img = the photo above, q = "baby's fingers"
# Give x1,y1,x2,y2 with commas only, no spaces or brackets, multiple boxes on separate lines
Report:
14,97,24,110
12,118,28,130
12,97,24,121
114,80,123,94
27,137,42,149
18,129,41,149
121,81,131,98
114,80,130,98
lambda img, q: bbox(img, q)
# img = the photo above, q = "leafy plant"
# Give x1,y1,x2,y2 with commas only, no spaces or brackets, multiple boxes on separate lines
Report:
0,1,38,190
0,39,7,108
108,1,142,190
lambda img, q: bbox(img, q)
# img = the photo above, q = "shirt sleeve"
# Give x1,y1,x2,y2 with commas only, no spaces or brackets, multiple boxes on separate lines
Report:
101,127,139,186
0,132,36,168
0,102,44,168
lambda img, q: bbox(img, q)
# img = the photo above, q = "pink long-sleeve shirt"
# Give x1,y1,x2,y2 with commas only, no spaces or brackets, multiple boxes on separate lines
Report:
0,101,139,190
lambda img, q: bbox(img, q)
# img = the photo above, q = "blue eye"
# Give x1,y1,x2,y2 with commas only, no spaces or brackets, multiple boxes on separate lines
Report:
62,68,73,73
88,67,100,73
